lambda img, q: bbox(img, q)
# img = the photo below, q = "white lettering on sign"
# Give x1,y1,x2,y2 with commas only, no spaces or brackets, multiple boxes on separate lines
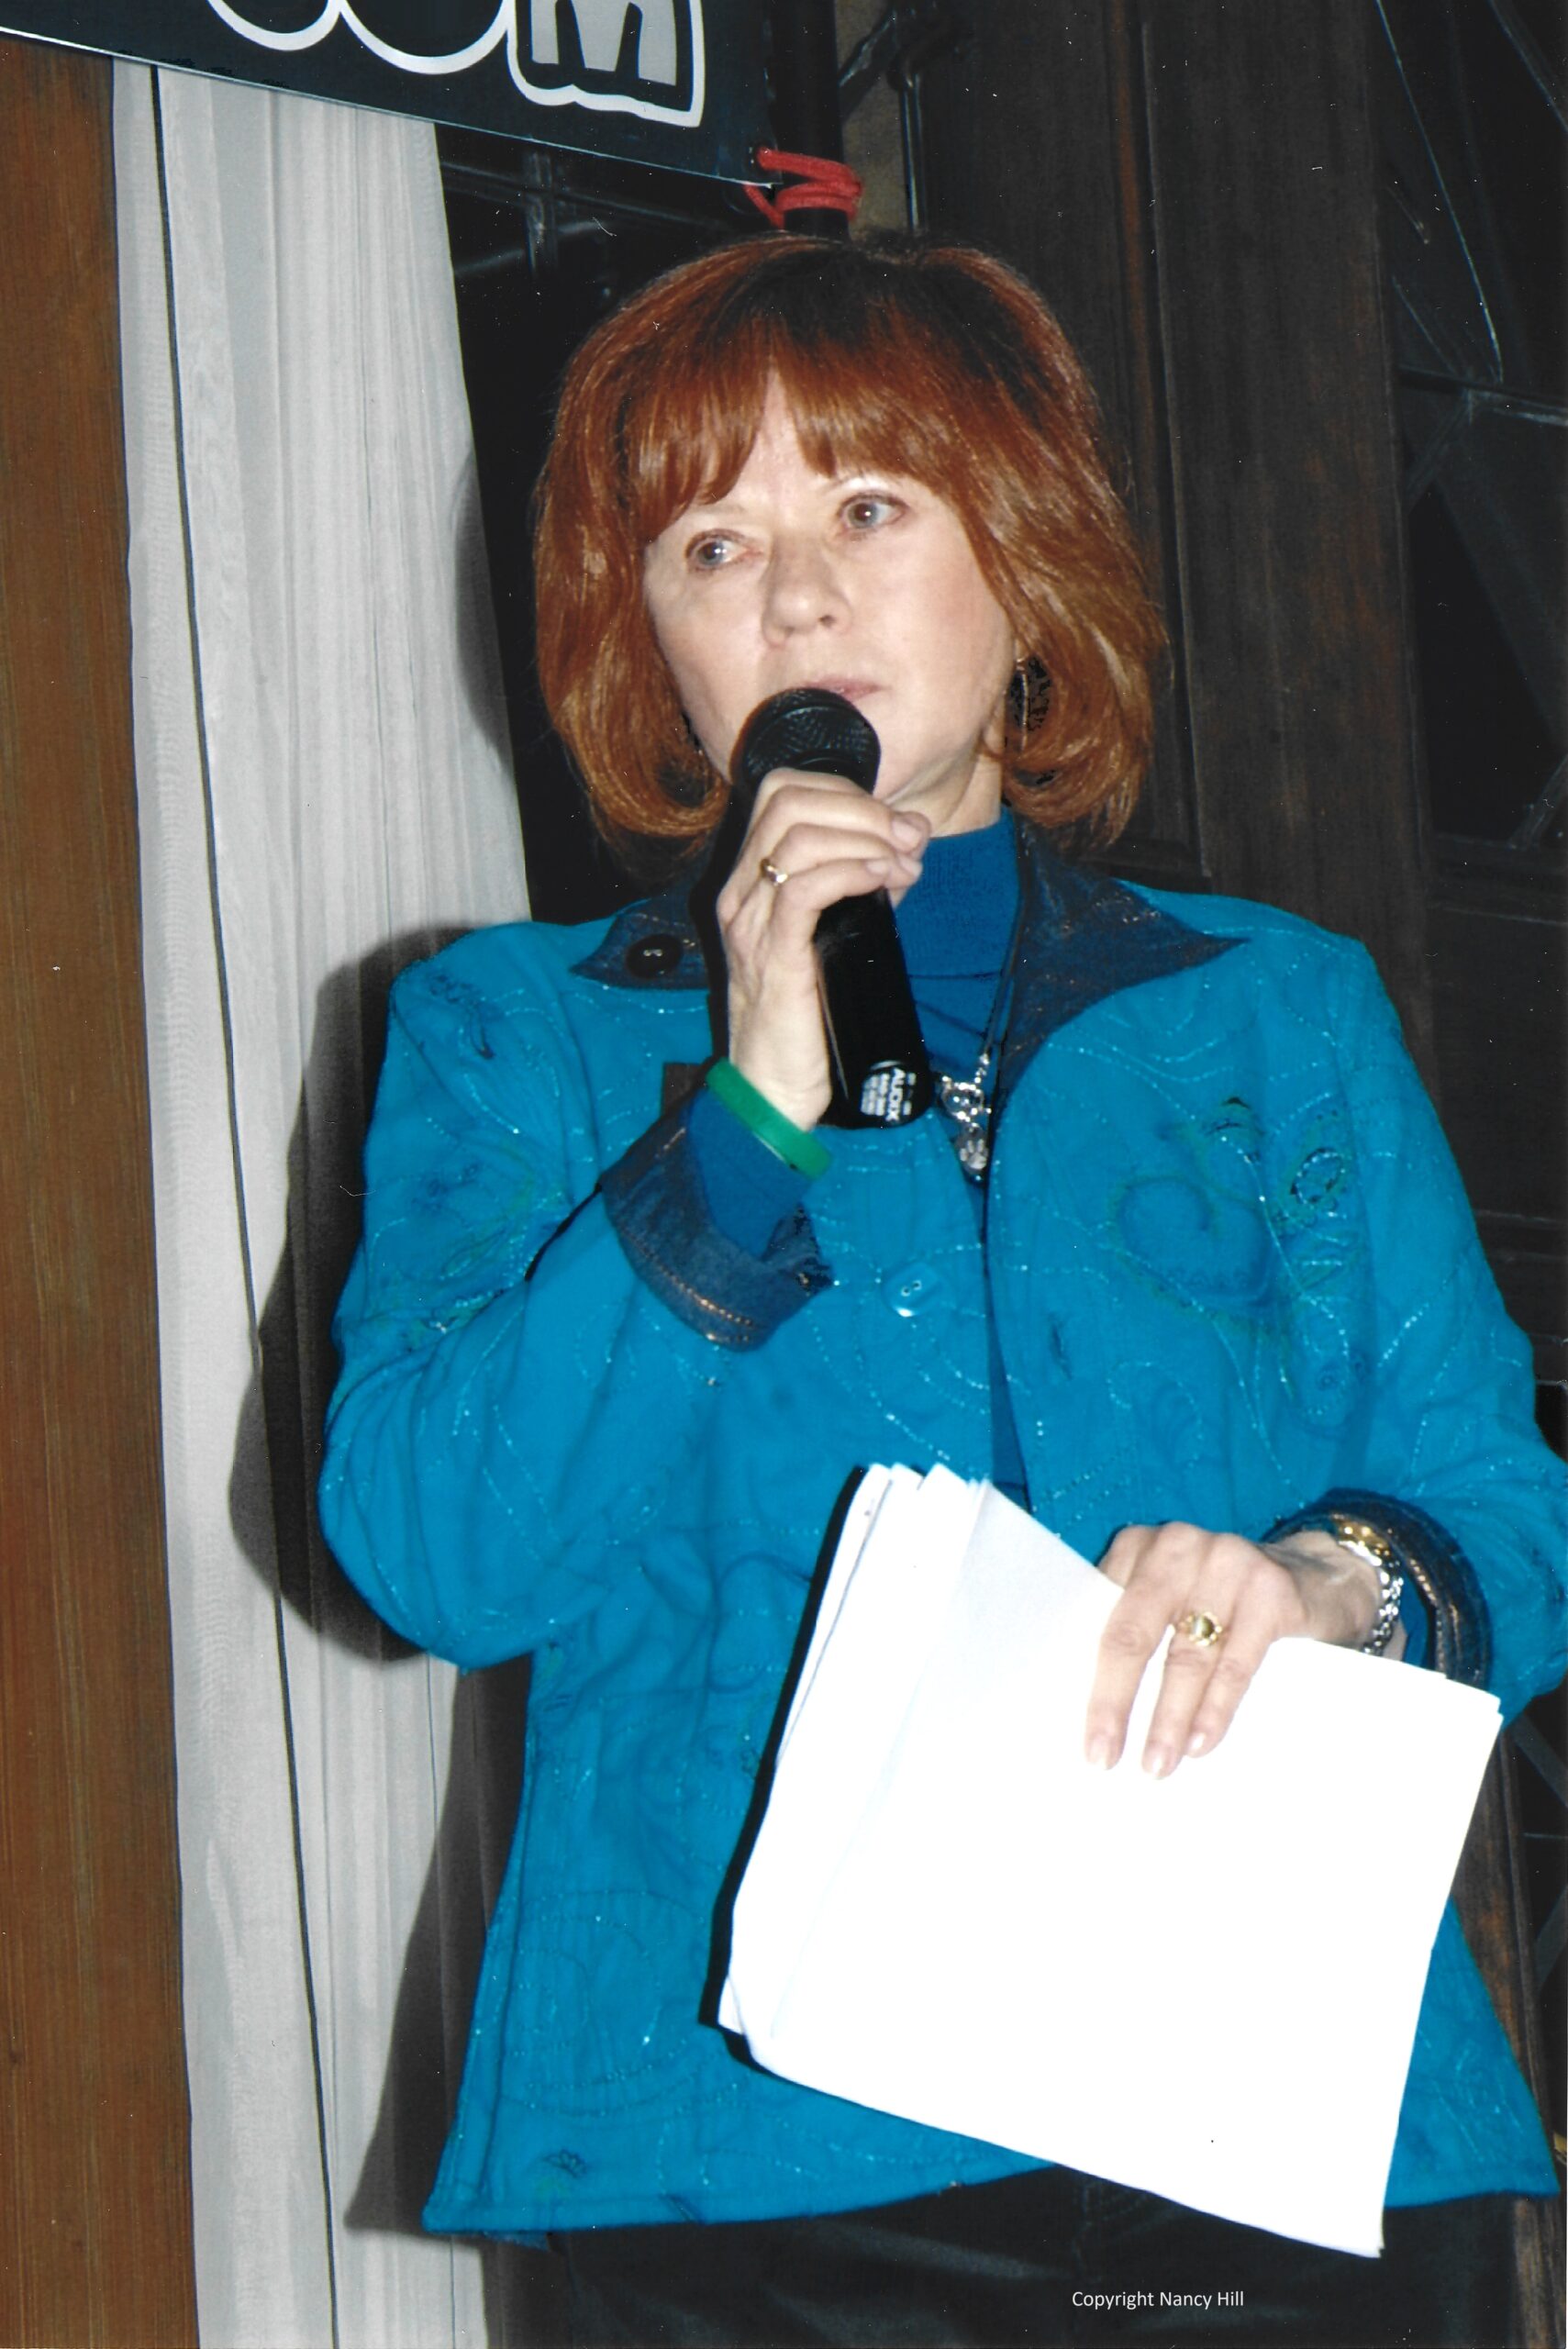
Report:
204,0,705,125
529,0,676,88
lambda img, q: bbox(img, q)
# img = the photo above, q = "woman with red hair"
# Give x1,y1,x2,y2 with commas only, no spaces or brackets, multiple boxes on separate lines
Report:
322,235,1562,2343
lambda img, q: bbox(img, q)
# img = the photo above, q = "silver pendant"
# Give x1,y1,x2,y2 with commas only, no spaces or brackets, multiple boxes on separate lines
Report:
937,1067,993,1180
954,1123,991,1177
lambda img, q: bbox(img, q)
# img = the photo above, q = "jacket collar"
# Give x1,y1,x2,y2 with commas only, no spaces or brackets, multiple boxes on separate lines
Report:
572,877,708,992
998,822,1238,1100
573,821,1239,1085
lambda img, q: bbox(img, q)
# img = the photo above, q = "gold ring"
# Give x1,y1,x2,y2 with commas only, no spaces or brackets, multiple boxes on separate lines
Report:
1175,1609,1226,1650
759,855,789,888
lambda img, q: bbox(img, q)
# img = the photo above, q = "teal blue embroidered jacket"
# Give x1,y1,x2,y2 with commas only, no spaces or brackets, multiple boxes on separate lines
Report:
319,837,1564,2235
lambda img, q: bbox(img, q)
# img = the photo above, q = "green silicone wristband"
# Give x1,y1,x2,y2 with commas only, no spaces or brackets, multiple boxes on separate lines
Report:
704,1059,831,1179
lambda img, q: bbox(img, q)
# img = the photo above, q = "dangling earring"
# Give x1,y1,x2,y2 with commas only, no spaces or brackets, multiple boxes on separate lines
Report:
1009,658,1049,746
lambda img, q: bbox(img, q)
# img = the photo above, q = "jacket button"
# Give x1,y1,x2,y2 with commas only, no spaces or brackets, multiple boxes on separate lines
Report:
884,1260,946,1318
626,932,684,977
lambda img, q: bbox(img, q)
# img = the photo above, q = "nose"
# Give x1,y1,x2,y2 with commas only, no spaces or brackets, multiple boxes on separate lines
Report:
761,533,848,640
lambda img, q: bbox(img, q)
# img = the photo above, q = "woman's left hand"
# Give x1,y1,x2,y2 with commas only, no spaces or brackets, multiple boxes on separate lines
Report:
1084,1522,1397,1776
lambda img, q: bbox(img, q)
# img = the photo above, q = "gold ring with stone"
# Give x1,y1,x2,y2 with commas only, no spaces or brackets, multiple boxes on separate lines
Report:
1175,1609,1226,1650
759,855,789,888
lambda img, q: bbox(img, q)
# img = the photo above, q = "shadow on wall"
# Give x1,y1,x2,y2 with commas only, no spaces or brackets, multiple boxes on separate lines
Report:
217,461,566,2339
226,933,562,2339
451,451,526,835
228,455,518,1648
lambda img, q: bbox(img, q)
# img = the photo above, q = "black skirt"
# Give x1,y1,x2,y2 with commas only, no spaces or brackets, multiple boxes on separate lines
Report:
554,2165,1524,2348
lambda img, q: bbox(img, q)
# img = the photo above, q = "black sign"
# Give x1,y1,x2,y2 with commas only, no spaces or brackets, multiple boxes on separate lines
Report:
0,2,771,181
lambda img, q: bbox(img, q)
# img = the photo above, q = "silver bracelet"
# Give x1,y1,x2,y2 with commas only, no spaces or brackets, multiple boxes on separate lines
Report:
1327,1516,1406,1655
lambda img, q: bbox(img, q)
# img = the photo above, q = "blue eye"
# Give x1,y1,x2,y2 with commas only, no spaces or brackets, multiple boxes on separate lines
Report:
687,536,734,570
842,495,899,530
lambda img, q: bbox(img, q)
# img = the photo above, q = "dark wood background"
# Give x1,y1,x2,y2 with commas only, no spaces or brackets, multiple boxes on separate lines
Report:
0,35,197,2349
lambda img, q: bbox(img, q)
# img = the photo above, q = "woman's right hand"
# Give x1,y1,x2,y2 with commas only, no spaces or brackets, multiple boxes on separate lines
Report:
716,770,929,1130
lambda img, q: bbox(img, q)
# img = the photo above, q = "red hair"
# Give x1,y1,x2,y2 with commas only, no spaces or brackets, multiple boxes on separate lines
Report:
533,235,1163,851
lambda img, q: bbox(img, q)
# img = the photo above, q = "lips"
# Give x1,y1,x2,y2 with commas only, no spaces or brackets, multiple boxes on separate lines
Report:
792,675,881,706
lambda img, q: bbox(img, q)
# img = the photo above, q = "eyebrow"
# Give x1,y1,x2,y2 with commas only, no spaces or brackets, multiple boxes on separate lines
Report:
679,462,915,515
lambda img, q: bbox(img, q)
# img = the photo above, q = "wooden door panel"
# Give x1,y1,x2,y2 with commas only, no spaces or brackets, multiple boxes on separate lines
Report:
0,36,197,2348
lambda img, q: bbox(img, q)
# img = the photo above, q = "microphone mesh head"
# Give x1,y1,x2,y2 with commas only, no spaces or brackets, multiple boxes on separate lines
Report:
732,689,882,803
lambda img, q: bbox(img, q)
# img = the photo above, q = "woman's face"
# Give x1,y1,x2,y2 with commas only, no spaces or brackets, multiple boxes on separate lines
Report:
642,384,1015,838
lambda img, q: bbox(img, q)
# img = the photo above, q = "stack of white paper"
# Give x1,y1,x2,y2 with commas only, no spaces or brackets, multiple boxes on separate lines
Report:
719,1466,1500,2255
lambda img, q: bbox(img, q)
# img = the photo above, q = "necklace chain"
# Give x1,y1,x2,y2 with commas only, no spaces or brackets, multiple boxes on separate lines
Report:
926,834,1027,1186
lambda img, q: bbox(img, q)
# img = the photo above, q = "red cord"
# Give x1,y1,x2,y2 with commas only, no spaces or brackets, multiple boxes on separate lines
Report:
743,147,864,229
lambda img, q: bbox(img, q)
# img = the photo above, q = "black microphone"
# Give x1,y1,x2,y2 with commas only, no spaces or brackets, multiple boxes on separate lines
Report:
731,689,933,1130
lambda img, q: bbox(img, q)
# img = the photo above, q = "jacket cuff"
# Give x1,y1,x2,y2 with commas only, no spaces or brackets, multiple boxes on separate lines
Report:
600,1097,832,1352
686,1083,812,1255
1264,1487,1493,1686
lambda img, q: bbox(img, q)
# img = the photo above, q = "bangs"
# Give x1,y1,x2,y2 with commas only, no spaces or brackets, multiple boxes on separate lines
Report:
616,268,1011,546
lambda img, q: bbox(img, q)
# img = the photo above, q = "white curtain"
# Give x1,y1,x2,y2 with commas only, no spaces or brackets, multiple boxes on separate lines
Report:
116,65,533,2348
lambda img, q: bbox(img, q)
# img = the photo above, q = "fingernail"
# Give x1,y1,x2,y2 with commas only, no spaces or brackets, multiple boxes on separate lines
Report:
1084,1731,1111,1770
1185,1728,1209,1757
890,814,923,847
1142,1743,1175,1779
